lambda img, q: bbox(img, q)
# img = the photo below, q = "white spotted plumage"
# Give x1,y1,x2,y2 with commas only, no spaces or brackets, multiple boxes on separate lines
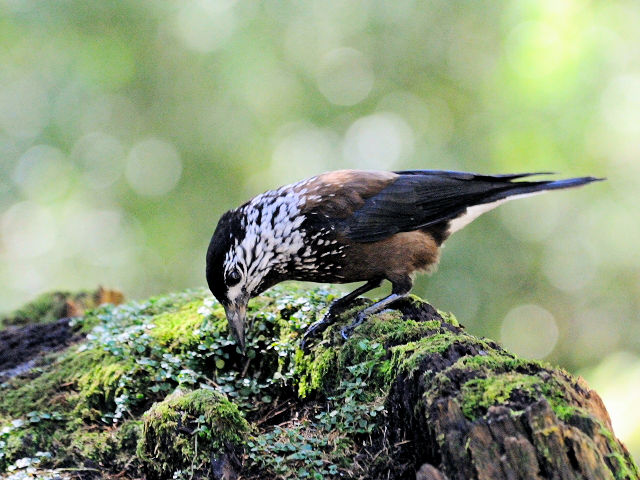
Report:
223,181,309,303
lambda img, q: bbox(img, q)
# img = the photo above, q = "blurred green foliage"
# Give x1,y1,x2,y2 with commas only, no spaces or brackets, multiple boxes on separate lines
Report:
0,0,639,459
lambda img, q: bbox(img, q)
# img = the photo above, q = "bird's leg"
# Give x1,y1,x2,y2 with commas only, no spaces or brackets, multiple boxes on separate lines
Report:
340,278,412,339
326,278,383,317
301,278,382,349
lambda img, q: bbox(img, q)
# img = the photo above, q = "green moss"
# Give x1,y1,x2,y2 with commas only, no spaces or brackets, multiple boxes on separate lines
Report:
1,284,637,479
354,310,411,337
1,292,69,328
608,452,639,480
0,411,68,471
0,350,91,417
68,429,113,463
460,373,542,419
2,428,42,467
437,310,459,327
373,318,444,346
56,420,141,472
76,356,139,417
388,332,469,379
459,371,580,423
598,425,640,480
4,348,140,416
0,346,144,469
453,352,541,372
551,403,581,422
336,312,459,388
0,286,371,476
137,388,249,479
295,347,338,398
150,301,226,351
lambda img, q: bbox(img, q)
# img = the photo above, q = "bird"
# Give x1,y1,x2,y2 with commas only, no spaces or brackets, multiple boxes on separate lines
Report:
205,169,602,351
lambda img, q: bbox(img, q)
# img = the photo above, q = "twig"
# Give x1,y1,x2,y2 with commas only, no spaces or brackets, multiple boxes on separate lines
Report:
255,399,293,426
241,357,251,377
54,467,102,472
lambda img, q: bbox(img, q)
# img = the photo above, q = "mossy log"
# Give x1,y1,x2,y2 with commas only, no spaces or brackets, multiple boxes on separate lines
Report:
0,286,636,480
372,301,634,480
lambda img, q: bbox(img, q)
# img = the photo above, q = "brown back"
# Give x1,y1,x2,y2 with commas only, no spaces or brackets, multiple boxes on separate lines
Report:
299,170,397,219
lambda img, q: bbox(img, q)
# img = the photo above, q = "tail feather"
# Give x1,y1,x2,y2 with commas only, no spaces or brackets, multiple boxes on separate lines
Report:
342,170,604,242
396,169,558,181
446,175,604,234
482,176,604,204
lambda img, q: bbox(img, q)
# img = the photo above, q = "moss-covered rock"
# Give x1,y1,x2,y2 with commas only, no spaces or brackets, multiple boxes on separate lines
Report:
0,287,124,329
0,285,636,479
138,389,249,479
1,292,71,328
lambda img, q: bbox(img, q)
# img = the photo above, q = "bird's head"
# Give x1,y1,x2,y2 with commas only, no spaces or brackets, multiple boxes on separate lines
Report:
207,190,305,350
206,210,253,352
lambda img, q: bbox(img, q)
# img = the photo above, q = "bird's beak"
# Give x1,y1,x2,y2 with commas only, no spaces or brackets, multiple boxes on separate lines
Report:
224,303,247,352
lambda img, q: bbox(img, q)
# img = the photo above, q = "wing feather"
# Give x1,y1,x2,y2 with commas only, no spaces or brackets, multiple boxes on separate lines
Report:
338,171,597,243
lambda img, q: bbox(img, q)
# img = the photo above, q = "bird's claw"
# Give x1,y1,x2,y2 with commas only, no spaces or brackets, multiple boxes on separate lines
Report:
340,326,352,340
300,313,335,352
303,309,367,348
340,312,367,340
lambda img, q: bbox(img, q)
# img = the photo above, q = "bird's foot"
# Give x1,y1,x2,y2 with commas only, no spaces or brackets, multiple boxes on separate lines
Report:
325,299,349,318
300,298,356,351
340,312,367,340
300,313,335,352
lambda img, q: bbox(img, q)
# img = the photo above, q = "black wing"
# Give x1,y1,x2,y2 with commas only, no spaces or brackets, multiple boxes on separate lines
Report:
338,170,601,243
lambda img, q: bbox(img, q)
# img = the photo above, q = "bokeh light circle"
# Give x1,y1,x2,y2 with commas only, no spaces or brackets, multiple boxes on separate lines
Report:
0,76,48,139
343,112,414,170
601,74,640,134
317,48,374,106
271,124,338,182
505,21,564,79
175,0,237,53
542,237,598,293
71,132,125,190
1,201,56,259
125,138,182,196
500,304,559,359
13,145,73,202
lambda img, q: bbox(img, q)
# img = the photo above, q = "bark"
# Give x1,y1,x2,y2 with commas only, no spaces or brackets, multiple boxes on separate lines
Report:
359,298,638,480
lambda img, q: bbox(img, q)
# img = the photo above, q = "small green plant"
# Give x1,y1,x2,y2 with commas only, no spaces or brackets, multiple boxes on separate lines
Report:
247,425,340,479
0,413,64,471
245,335,388,478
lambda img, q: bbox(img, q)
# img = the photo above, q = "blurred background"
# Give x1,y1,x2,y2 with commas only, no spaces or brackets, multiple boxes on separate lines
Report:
0,0,639,459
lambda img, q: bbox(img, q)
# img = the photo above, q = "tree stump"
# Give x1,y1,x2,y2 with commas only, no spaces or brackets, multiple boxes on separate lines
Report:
374,298,636,480
0,287,636,479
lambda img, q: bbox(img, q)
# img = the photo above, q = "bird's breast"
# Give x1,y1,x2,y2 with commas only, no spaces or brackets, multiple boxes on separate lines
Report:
300,230,441,284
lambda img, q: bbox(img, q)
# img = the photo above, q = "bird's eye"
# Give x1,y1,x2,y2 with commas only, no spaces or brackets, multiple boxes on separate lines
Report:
226,268,242,286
